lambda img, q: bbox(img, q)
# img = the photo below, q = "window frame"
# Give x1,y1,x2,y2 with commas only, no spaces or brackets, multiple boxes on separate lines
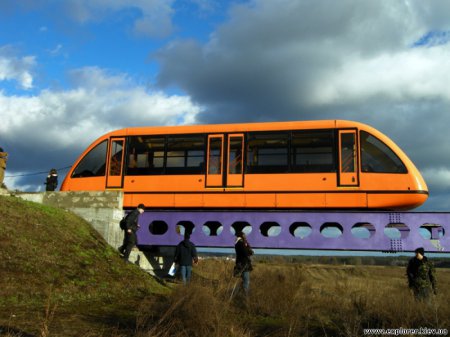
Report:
245,131,290,174
71,140,108,178
125,134,206,176
290,129,336,173
360,131,407,174
165,135,206,174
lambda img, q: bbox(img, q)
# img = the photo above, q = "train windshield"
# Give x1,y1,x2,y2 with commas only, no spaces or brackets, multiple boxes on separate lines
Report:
360,131,406,173
71,140,107,178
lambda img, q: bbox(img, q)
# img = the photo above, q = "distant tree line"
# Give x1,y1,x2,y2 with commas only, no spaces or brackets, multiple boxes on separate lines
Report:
252,254,450,268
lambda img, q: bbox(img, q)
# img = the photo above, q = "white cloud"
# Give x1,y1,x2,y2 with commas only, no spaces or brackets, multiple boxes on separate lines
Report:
68,66,132,90
310,45,450,106
0,69,201,149
0,66,202,190
0,47,36,89
1,0,177,38
422,168,450,193
63,0,175,38
48,44,63,56
156,1,450,121
190,0,219,14
132,0,175,38
419,167,450,210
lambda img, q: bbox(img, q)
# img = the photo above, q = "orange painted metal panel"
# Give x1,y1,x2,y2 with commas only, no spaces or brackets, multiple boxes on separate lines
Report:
245,193,276,208
124,176,205,192
243,174,336,191
122,191,427,209
367,193,428,210
276,193,326,208
174,194,204,207
203,193,242,207
326,192,367,208
126,193,175,208
62,177,105,191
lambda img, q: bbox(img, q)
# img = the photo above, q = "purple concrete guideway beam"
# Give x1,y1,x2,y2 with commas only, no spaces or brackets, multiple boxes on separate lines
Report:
136,211,450,253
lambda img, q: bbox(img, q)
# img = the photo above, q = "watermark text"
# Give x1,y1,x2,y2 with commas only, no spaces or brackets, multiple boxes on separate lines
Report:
364,327,448,336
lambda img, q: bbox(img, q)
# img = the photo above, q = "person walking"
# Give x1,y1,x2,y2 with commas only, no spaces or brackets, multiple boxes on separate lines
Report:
406,247,437,301
0,147,8,188
234,231,254,295
45,168,58,191
119,203,145,261
174,233,198,285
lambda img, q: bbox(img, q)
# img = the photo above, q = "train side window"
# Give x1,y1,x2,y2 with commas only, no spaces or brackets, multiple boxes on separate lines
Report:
360,131,407,173
291,130,335,172
208,138,222,175
229,137,243,174
109,140,123,176
166,135,205,174
246,132,288,173
71,140,107,178
127,136,165,175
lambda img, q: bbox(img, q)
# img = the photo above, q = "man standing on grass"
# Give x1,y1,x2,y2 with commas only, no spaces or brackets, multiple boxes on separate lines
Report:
406,247,437,301
119,203,145,262
234,231,254,295
174,233,198,285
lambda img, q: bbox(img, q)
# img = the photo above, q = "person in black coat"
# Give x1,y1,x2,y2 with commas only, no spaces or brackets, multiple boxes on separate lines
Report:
174,233,198,284
234,231,254,294
45,168,58,191
119,203,145,261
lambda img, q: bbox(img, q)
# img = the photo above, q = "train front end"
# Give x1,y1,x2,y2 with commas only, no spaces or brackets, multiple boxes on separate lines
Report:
351,121,428,210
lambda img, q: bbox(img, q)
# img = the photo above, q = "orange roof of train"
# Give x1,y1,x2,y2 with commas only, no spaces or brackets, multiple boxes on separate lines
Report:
104,120,365,137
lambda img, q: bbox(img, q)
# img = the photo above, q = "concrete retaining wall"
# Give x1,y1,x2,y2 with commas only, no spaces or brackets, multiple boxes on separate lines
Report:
15,191,166,275
16,191,125,249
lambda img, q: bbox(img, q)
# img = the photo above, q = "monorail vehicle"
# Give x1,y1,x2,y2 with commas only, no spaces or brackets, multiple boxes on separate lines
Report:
61,120,428,211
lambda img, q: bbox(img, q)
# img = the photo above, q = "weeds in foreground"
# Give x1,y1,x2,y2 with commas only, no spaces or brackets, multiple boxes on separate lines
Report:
136,261,251,337
134,262,450,337
39,288,58,337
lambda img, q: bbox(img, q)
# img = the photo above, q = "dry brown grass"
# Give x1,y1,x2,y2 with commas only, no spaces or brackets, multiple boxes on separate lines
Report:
135,260,450,337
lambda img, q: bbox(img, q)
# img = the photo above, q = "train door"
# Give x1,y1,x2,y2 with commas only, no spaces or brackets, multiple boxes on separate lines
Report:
206,134,244,187
226,134,244,187
106,137,125,188
206,135,224,187
338,130,359,186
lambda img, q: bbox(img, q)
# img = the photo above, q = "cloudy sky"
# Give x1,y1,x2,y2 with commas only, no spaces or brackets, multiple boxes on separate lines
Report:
1,0,450,211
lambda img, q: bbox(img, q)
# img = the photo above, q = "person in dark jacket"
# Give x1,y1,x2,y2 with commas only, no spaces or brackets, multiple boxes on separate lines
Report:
406,247,437,301
119,203,145,261
44,168,58,191
174,233,198,284
234,231,254,294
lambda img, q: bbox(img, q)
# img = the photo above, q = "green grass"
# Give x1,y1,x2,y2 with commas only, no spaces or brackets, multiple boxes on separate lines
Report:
0,195,167,336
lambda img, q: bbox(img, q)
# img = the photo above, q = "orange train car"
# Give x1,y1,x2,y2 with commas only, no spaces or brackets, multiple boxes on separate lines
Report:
60,120,428,210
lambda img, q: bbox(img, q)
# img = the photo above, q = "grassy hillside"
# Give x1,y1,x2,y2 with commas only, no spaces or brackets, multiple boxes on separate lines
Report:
0,195,167,337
